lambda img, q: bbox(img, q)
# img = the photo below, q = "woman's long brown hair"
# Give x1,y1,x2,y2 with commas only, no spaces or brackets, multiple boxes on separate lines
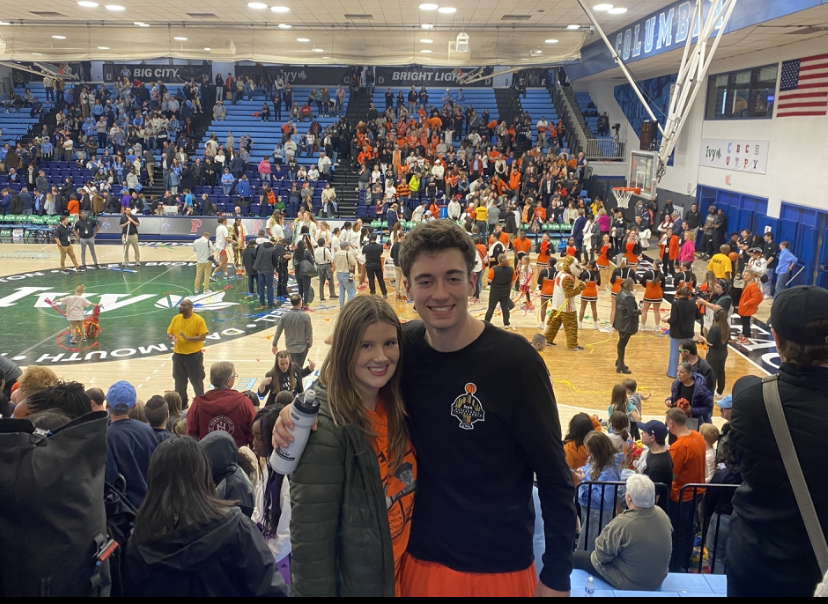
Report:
714,308,731,344
319,295,409,471
272,350,296,393
584,432,618,481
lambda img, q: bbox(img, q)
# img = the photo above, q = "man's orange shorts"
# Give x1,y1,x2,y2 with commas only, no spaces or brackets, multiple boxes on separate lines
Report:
398,553,537,597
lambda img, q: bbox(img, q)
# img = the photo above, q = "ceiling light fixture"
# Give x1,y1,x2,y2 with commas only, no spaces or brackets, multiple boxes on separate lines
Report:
174,36,187,41
420,38,433,43
0,21,10,25
32,52,42,55
52,35,66,39
105,5,125,11
567,24,580,30
134,22,150,26
97,46,109,49
421,23,434,29
593,4,613,11
420,49,432,53
277,23,291,29
607,7,627,14
248,2,268,8
77,1,98,6
296,37,310,42
419,3,438,10
312,48,323,52
545,39,559,44
270,5,290,12
437,6,456,13
204,47,211,51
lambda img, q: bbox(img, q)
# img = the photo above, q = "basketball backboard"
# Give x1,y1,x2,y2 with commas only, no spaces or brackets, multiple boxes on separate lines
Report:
628,150,658,201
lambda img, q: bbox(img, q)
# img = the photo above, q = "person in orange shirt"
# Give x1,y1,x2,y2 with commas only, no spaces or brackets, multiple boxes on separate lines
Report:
488,225,509,248
532,201,547,223
665,407,707,573
289,296,415,596
736,268,764,342
536,257,557,330
578,260,601,330
512,230,533,258
66,197,80,215
536,234,552,267
596,233,612,288
508,168,521,194
563,413,595,482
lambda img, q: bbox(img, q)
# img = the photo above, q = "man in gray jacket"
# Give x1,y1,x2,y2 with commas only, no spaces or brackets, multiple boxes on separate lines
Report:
272,293,313,366
573,474,672,591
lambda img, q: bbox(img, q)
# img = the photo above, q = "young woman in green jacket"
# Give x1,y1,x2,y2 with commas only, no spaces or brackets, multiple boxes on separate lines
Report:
289,295,417,596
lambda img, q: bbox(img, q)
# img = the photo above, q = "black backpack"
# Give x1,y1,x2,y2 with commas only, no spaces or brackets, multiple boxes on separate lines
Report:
0,412,111,597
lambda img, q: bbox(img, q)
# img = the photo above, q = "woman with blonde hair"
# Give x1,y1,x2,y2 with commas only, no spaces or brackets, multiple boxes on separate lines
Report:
289,295,416,596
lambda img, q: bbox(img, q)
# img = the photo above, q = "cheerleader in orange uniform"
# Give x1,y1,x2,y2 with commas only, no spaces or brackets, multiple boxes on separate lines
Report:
536,258,557,330
675,261,697,291
640,258,665,332
535,234,552,270
624,232,640,267
578,260,601,330
609,257,636,329
596,234,612,291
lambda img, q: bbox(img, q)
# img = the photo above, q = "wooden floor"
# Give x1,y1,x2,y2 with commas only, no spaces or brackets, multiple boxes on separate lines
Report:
0,241,768,429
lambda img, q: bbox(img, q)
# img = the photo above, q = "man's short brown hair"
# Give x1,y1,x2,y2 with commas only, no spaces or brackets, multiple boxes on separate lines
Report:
666,407,688,426
398,220,476,279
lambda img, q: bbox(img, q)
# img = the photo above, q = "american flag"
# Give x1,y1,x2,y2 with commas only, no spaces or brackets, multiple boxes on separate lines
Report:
777,54,828,118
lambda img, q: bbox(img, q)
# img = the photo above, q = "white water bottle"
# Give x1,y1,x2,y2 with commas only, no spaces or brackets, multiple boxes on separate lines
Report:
584,576,595,597
269,389,318,475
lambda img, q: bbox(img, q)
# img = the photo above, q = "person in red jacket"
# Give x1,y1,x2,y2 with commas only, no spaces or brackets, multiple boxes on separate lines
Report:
736,268,764,343
187,361,256,448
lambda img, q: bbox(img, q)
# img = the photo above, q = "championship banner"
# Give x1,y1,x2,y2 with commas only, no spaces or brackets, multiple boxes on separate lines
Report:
699,138,770,174
375,66,492,87
103,63,212,84
235,65,352,86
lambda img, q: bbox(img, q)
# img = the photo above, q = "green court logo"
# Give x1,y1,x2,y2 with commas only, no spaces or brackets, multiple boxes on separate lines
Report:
0,262,288,366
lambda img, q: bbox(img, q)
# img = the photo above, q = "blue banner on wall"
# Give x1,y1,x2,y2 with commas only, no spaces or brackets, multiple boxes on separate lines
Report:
568,0,827,80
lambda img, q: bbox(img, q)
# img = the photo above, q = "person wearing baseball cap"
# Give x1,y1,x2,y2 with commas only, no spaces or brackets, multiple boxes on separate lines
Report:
636,420,672,509
727,285,828,597
105,380,158,508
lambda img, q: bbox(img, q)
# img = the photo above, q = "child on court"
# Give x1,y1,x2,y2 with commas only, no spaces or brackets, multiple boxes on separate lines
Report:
517,255,535,310
53,285,100,344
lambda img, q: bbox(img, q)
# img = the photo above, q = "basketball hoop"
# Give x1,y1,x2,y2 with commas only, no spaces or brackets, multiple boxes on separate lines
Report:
612,186,641,209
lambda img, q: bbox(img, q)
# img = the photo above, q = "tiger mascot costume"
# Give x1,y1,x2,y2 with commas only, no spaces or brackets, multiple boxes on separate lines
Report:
544,255,586,351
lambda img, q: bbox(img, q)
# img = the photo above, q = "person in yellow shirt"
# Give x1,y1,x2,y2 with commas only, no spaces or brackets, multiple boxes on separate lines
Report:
707,245,733,281
166,299,209,407
474,202,488,234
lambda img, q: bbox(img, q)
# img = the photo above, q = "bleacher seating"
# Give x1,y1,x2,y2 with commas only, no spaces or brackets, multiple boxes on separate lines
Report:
569,569,727,597
369,87,498,153
0,82,51,147
197,87,349,168
521,89,563,149
573,90,612,140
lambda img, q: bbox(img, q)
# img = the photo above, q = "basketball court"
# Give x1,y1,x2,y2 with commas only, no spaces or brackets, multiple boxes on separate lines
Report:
0,239,769,426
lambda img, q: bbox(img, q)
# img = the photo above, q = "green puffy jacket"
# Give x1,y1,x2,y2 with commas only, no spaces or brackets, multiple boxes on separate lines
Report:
289,380,395,597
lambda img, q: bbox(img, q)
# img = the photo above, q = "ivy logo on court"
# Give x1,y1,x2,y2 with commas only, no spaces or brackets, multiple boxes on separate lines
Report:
450,383,485,430
0,262,289,366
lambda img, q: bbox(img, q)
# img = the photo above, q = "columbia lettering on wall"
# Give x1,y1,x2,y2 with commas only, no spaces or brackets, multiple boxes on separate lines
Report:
699,138,770,174
103,63,212,83
375,67,492,87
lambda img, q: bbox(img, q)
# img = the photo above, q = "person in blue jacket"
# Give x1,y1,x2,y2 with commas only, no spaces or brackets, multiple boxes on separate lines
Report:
574,431,622,553
772,241,798,296
236,174,251,205
665,361,714,424
221,168,235,197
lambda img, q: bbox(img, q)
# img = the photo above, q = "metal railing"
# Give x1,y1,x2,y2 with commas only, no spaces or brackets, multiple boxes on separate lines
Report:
547,72,586,157
586,138,626,161
577,480,739,576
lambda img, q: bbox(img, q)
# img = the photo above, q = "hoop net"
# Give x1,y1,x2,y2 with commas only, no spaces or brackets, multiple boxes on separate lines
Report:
612,186,641,209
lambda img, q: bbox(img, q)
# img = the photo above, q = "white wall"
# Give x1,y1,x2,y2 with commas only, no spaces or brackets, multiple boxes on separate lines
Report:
655,37,828,217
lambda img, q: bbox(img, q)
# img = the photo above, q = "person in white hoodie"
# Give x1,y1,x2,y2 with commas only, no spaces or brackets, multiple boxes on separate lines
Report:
53,284,100,344
251,405,293,587
447,196,462,221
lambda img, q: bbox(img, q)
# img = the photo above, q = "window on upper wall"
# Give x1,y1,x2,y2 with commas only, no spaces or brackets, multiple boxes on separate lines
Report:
705,63,778,120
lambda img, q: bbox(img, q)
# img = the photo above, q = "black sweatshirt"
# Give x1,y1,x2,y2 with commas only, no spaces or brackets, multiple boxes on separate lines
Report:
401,321,576,591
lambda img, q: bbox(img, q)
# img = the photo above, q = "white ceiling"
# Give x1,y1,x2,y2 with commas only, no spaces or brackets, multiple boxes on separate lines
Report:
0,0,677,65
